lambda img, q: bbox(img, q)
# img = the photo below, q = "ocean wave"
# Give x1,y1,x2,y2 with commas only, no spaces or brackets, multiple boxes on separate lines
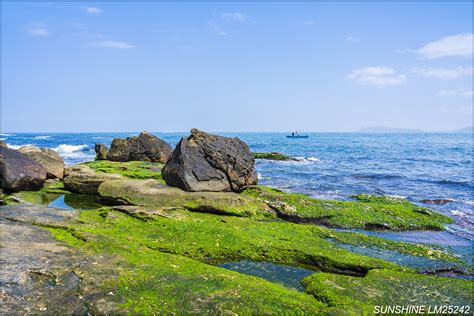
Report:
34,135,51,140
7,143,31,150
0,133,14,137
294,156,322,163
0,138,5,141
52,144,90,158
451,210,469,218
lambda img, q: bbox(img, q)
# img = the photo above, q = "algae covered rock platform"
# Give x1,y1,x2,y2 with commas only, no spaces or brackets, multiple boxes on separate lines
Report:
1,159,473,314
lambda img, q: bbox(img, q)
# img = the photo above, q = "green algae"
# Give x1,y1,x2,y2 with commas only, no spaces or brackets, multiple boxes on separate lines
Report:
243,186,453,231
253,152,294,161
302,269,473,312
82,160,164,182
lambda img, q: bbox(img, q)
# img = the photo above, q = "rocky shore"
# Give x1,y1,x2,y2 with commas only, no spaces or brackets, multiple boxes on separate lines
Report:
0,131,472,314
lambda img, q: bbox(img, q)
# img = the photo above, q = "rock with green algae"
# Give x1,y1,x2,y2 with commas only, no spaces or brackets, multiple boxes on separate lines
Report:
253,152,296,161
243,186,453,231
81,160,165,182
98,179,273,217
301,269,474,313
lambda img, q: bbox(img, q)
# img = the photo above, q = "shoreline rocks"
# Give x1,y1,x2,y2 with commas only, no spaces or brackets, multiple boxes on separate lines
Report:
1,147,47,192
253,152,296,161
162,129,258,192
18,145,64,179
95,144,109,160
107,131,172,163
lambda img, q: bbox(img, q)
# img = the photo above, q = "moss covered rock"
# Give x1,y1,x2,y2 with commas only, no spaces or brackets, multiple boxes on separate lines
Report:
253,152,295,161
302,269,473,313
243,186,453,231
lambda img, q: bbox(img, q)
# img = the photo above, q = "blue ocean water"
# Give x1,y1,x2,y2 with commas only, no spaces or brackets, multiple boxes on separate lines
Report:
2,132,473,244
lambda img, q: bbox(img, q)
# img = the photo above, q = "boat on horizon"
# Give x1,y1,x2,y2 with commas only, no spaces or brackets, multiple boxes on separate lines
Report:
286,131,308,139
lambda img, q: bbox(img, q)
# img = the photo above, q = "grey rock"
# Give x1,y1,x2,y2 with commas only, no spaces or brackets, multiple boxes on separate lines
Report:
162,129,258,192
107,131,172,163
18,145,65,179
95,143,109,160
0,147,47,192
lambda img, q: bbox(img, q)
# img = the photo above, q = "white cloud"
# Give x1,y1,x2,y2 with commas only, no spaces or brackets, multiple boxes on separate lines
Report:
438,88,473,98
220,12,247,23
413,67,473,79
86,7,103,14
304,20,315,27
416,33,473,59
346,66,406,87
93,41,135,49
27,24,49,37
346,36,360,43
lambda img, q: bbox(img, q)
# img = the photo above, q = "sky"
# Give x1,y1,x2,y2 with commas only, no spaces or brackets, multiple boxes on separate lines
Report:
1,1,473,132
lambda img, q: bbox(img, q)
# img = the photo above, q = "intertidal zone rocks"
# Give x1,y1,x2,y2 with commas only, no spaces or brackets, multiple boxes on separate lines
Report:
1,129,472,314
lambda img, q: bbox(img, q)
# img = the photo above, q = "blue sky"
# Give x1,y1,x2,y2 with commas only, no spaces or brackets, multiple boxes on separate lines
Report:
1,2,473,132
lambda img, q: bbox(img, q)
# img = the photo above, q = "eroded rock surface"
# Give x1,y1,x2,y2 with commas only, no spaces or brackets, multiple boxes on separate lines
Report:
162,129,257,192
0,204,120,314
0,147,47,192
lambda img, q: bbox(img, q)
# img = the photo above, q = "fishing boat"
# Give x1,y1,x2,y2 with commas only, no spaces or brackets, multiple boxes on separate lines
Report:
286,131,309,138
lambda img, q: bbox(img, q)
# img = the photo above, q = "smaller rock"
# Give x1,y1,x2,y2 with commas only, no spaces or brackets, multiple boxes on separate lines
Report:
107,131,172,163
0,140,7,148
253,152,296,161
95,144,109,160
18,145,65,179
421,199,454,205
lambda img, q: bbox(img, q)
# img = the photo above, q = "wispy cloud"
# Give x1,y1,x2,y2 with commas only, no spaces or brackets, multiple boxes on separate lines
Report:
85,7,103,15
220,12,247,23
438,88,473,98
415,33,473,59
27,23,49,37
413,67,473,79
346,36,360,43
304,20,315,27
346,66,406,87
90,41,135,49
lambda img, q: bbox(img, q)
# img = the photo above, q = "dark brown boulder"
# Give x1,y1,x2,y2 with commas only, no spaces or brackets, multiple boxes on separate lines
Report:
107,131,172,163
95,144,109,160
0,147,47,192
162,129,258,192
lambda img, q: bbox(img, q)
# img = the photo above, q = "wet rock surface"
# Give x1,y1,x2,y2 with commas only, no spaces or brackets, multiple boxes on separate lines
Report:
0,147,47,192
107,131,172,163
163,129,258,192
0,204,120,314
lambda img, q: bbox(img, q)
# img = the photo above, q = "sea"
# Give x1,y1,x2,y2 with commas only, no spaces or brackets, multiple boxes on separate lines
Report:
2,132,473,250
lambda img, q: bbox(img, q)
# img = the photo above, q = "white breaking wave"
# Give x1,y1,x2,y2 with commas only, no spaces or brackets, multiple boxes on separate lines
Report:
0,138,5,141
293,156,323,163
34,135,51,139
52,144,89,158
0,133,13,137
451,210,468,217
257,173,262,180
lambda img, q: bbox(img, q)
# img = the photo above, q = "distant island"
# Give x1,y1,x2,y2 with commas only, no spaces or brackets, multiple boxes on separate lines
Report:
357,126,473,133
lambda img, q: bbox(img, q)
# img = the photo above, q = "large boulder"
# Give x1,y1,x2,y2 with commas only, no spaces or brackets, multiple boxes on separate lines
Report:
95,144,109,160
0,147,47,192
107,131,172,163
162,129,258,192
18,145,64,179
63,165,125,195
